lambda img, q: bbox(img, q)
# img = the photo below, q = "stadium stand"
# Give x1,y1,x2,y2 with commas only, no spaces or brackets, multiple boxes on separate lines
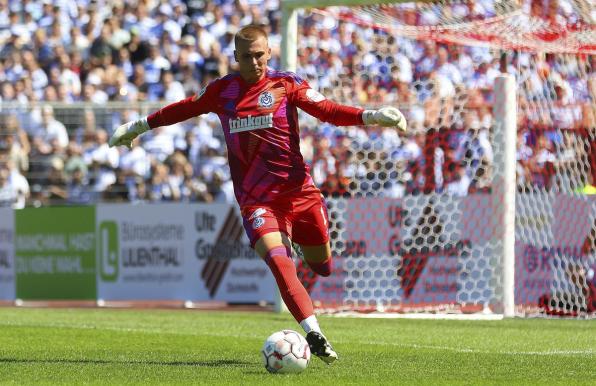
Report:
0,0,593,207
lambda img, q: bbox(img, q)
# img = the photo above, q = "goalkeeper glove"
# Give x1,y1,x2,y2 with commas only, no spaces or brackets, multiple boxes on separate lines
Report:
362,107,407,132
108,118,150,149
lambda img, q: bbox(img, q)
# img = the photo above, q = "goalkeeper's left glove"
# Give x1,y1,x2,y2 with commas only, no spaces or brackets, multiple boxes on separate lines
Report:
108,118,151,149
362,107,407,132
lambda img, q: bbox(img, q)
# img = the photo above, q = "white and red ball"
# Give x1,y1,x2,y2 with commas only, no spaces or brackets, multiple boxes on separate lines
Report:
261,330,311,373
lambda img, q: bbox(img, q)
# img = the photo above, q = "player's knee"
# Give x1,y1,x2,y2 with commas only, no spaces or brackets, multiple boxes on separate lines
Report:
302,245,331,264
306,258,332,277
263,245,292,265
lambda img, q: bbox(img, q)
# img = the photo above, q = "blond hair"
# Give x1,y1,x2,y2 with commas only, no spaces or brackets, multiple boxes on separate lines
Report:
234,25,268,47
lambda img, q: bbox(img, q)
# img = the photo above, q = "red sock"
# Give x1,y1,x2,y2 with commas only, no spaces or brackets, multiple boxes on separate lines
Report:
307,258,332,277
265,246,313,322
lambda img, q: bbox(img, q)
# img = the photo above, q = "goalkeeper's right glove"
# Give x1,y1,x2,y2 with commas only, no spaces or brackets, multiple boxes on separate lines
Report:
108,118,150,149
362,107,407,132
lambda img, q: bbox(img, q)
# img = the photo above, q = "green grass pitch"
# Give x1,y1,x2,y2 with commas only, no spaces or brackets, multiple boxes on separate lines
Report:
0,308,594,385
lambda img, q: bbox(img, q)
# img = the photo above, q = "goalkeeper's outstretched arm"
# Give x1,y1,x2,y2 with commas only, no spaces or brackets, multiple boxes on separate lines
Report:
288,80,407,131
109,95,208,148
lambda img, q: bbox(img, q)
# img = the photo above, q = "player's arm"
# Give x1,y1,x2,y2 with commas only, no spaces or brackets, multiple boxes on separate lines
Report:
288,76,407,131
109,85,217,148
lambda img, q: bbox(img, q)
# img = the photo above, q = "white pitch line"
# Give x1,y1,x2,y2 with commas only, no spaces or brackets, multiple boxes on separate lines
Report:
330,312,504,320
1,321,593,357
364,341,595,356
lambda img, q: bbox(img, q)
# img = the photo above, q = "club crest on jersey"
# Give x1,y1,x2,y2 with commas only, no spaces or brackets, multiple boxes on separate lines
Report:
229,113,273,133
258,91,275,108
252,217,265,229
249,208,267,220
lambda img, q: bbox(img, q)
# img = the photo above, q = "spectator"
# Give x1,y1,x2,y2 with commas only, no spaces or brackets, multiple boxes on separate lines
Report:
311,137,337,186
0,162,16,207
131,64,149,100
66,165,92,205
207,7,228,41
64,142,88,179
516,130,534,190
162,70,186,102
197,140,228,183
118,138,150,178
115,47,134,79
83,129,119,193
436,46,463,86
30,105,69,151
107,17,131,50
107,68,136,101
126,28,151,64
0,158,29,209
68,26,91,54
208,169,235,204
57,53,82,99
528,134,557,189
142,125,175,163
103,168,130,202
166,151,188,201
0,115,30,174
82,82,108,104
22,49,49,94
180,162,211,202
44,157,67,204
0,0,592,206
129,176,150,204
144,44,171,86
148,163,175,201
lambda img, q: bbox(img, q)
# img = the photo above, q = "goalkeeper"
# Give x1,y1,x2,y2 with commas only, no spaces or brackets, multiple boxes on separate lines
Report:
110,25,406,364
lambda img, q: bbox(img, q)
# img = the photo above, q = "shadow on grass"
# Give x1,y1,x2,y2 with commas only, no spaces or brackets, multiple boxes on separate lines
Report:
0,358,250,367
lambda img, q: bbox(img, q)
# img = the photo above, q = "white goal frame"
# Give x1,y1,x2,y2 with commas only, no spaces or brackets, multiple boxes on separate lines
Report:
279,0,517,317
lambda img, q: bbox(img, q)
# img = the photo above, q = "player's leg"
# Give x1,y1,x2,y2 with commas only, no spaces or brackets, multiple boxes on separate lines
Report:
254,231,314,325
243,207,316,329
293,244,338,363
243,207,313,324
289,193,338,363
254,231,337,363
299,242,332,277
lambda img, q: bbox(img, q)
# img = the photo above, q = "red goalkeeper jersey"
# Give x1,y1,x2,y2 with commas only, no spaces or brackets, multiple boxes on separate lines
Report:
147,69,364,207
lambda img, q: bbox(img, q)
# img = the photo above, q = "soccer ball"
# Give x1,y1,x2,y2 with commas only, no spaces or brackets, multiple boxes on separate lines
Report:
261,330,311,373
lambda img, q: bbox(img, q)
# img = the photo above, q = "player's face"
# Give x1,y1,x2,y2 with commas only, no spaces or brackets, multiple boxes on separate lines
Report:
234,36,271,84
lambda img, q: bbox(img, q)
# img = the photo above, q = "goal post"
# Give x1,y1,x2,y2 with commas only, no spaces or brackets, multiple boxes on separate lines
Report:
279,0,595,317
493,74,517,317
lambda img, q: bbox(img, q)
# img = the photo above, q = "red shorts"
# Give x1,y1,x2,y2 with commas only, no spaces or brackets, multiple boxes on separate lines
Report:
241,185,330,248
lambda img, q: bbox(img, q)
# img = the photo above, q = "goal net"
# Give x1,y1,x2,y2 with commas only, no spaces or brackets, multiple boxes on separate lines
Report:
284,0,596,317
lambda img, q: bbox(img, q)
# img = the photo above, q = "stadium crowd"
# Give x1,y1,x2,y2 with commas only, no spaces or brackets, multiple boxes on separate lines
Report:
0,0,593,207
